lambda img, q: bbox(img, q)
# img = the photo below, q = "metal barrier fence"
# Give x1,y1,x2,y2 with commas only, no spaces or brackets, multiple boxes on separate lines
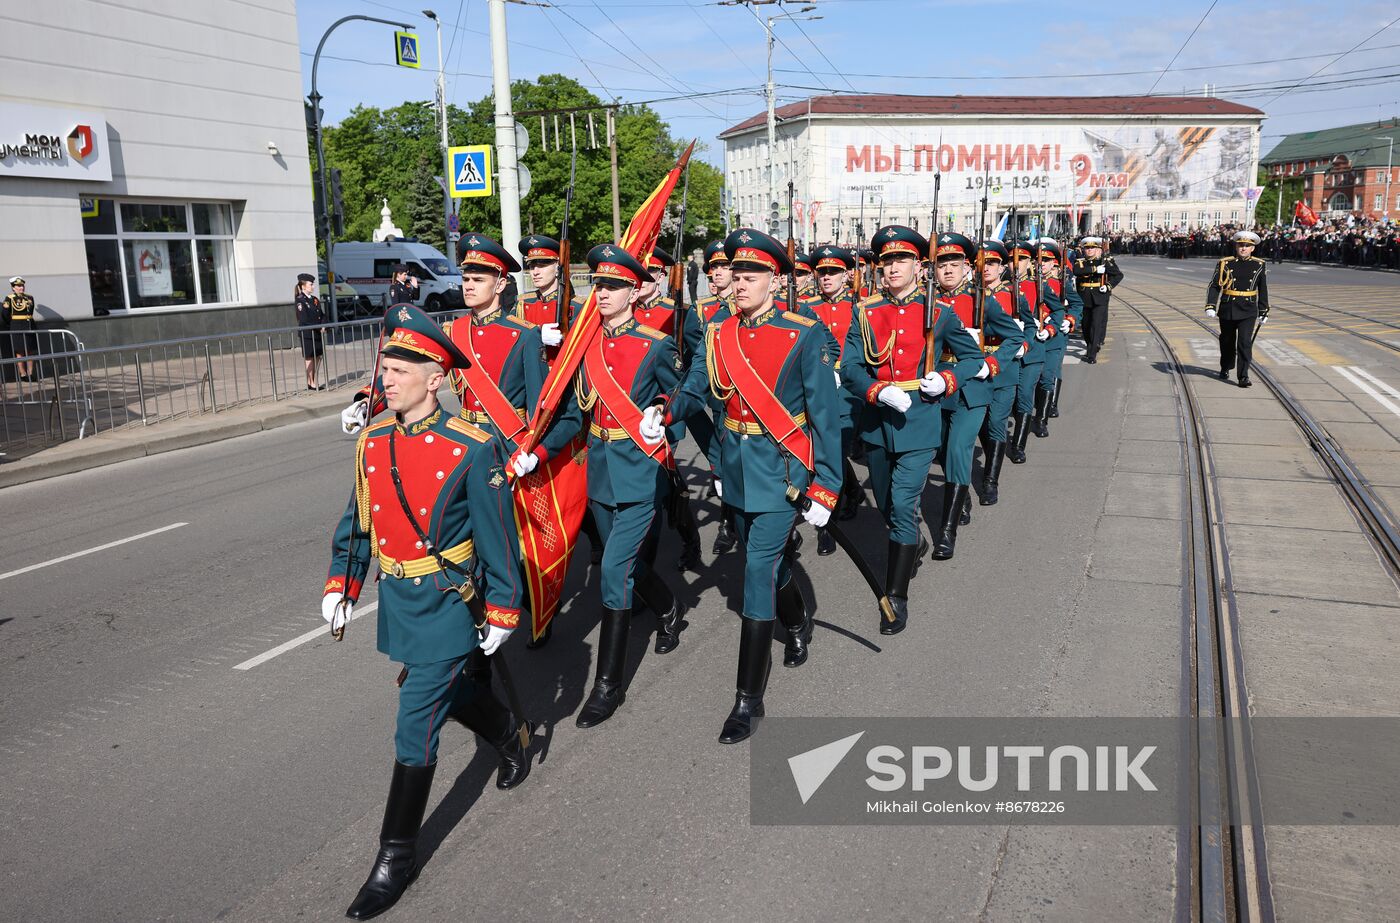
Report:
0,311,457,461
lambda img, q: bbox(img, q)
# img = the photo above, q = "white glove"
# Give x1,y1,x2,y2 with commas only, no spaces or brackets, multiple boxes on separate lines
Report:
802,501,831,529
1257,314,1268,325
1017,342,1029,358
974,361,992,380
540,322,563,347
713,478,723,499
640,406,665,445
1094,264,1106,272
878,385,912,413
341,400,368,435
965,327,981,343
833,370,842,388
1014,318,1026,331
1205,308,1217,318
919,372,947,397
479,624,513,656
322,593,351,628
1059,319,1071,334
1035,327,1051,342
511,450,540,478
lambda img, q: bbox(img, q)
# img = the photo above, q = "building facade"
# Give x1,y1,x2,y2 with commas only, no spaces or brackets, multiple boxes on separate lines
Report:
720,95,1266,246
1261,119,1399,221
0,0,315,336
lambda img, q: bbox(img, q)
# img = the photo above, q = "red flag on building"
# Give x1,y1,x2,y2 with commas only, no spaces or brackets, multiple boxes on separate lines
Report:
511,141,696,640
1294,201,1320,227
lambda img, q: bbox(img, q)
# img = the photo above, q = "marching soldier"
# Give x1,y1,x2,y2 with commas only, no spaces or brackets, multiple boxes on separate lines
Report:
1049,246,1083,420
322,305,531,919
1007,241,1058,465
974,240,1032,506
4,276,37,381
840,226,984,634
573,244,688,728
1031,239,1077,435
931,233,1022,558
691,241,740,556
635,249,678,337
809,245,865,555
516,235,569,357
1206,230,1270,388
1071,236,1123,363
669,228,842,743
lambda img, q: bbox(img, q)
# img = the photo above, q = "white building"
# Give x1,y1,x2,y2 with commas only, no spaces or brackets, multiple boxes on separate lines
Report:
0,0,316,341
720,95,1266,246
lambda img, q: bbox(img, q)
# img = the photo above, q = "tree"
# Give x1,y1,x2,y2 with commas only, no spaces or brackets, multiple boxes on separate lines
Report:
311,75,726,261
1254,166,1305,227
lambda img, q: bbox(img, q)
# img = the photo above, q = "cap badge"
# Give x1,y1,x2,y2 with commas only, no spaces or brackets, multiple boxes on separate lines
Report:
885,228,898,238
467,236,480,247
601,245,615,257
738,231,753,243
397,306,411,322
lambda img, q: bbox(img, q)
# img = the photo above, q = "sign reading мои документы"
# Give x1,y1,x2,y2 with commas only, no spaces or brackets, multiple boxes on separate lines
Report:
0,101,112,182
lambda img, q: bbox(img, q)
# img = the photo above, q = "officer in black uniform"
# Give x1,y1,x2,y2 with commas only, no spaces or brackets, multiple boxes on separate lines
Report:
388,264,419,307
1071,237,1123,363
1206,230,1270,388
3,276,37,381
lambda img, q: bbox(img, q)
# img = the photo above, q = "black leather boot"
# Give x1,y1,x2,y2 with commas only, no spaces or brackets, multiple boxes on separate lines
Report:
581,509,604,566
1008,411,1030,464
980,440,1007,505
1032,387,1050,437
932,483,969,560
959,488,972,526
452,683,534,790
1047,379,1062,418
839,457,864,521
718,617,774,744
636,570,687,654
816,527,836,556
881,540,919,635
775,578,812,667
345,761,436,920
525,621,552,650
576,607,630,728
675,502,702,572
713,505,738,554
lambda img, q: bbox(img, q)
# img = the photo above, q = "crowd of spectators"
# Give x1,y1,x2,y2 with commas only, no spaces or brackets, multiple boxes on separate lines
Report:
1107,218,1400,270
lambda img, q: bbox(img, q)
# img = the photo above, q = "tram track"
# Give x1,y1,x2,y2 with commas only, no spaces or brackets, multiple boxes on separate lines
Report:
1118,291,1274,923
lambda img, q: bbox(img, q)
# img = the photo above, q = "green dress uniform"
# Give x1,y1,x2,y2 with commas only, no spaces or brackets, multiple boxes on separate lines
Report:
1033,240,1079,428
669,228,842,744
1207,233,1270,387
324,306,532,921
572,244,688,728
685,249,740,555
974,241,1034,506
808,246,865,547
839,227,984,634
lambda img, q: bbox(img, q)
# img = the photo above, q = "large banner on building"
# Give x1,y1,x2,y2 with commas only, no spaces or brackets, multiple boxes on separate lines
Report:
827,123,1255,209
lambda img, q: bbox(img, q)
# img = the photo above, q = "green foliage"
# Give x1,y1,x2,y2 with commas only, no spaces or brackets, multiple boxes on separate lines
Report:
309,74,725,261
1254,166,1305,226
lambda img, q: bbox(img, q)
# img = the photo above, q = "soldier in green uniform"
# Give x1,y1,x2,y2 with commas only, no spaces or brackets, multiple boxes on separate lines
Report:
840,226,985,634
691,241,740,555
931,233,1021,557
322,305,531,919
809,245,865,554
974,240,1032,506
1032,239,1079,434
1007,241,1057,465
669,228,843,743
573,244,688,728
4,276,37,381
1206,230,1270,388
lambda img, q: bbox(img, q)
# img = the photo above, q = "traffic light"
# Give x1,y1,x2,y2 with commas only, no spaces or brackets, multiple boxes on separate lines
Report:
769,201,780,235
312,170,328,239
330,168,345,237
304,101,323,135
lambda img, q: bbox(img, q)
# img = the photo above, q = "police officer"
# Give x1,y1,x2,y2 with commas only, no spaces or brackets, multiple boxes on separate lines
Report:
323,305,531,919
388,264,419,308
4,276,37,381
1072,236,1123,363
670,228,842,743
294,272,326,391
841,227,984,634
932,233,1021,557
516,235,568,354
975,240,1032,506
1206,230,1270,388
1006,241,1058,465
573,244,688,728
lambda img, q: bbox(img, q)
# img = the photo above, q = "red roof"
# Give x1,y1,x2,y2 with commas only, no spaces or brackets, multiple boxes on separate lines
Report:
719,95,1265,137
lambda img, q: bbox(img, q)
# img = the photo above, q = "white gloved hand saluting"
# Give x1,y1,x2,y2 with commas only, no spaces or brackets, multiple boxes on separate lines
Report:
1205,307,1218,318
341,400,369,435
322,594,351,630
479,624,513,656
919,372,947,397
878,385,912,413
640,406,666,445
974,361,992,380
802,501,831,529
540,322,563,347
511,450,540,478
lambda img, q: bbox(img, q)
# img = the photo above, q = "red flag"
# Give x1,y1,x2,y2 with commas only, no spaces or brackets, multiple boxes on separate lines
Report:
1294,201,1319,227
511,141,695,639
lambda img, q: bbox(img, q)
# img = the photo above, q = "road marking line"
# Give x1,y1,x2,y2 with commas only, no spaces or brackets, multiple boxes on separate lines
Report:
1285,338,1346,367
0,522,189,581
233,601,379,671
1334,366,1400,418
1348,366,1400,402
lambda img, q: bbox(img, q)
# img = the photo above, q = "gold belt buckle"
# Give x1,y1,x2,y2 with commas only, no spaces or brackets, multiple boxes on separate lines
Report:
391,561,405,579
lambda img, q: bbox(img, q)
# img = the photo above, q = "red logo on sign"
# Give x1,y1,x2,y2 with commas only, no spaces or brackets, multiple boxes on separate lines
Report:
67,125,95,162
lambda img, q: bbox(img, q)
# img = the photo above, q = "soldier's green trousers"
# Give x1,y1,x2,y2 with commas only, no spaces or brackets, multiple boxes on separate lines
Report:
939,402,988,486
732,507,800,621
864,444,936,545
395,655,483,767
1040,341,1066,388
590,496,664,610
1016,359,1046,414
982,370,1021,443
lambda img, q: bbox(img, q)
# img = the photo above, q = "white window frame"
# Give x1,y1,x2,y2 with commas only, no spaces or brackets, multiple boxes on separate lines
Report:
83,198,239,313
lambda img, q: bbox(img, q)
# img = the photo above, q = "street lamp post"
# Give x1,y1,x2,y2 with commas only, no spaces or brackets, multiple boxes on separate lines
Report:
1377,135,1395,223
487,0,524,279
424,11,454,264
310,14,412,321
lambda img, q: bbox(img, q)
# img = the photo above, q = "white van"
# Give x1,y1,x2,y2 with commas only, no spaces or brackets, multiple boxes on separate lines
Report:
331,240,463,314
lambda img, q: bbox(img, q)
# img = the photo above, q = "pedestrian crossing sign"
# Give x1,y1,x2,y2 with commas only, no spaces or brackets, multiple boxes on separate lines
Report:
395,31,420,68
449,145,492,198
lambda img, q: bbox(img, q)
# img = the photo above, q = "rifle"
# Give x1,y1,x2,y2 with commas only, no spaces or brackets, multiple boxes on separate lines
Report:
920,158,944,377
670,157,691,365
973,164,989,349
786,180,798,311
556,141,578,332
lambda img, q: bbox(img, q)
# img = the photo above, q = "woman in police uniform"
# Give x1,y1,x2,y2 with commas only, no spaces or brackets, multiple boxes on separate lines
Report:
294,272,326,390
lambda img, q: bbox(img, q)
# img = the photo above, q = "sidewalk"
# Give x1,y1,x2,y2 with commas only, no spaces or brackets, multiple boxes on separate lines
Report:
0,387,350,490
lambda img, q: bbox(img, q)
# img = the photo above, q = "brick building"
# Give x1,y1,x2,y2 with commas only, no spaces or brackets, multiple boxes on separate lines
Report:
1262,118,1399,220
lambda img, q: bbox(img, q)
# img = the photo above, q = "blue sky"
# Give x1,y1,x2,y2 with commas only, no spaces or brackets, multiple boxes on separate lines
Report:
298,0,1400,169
